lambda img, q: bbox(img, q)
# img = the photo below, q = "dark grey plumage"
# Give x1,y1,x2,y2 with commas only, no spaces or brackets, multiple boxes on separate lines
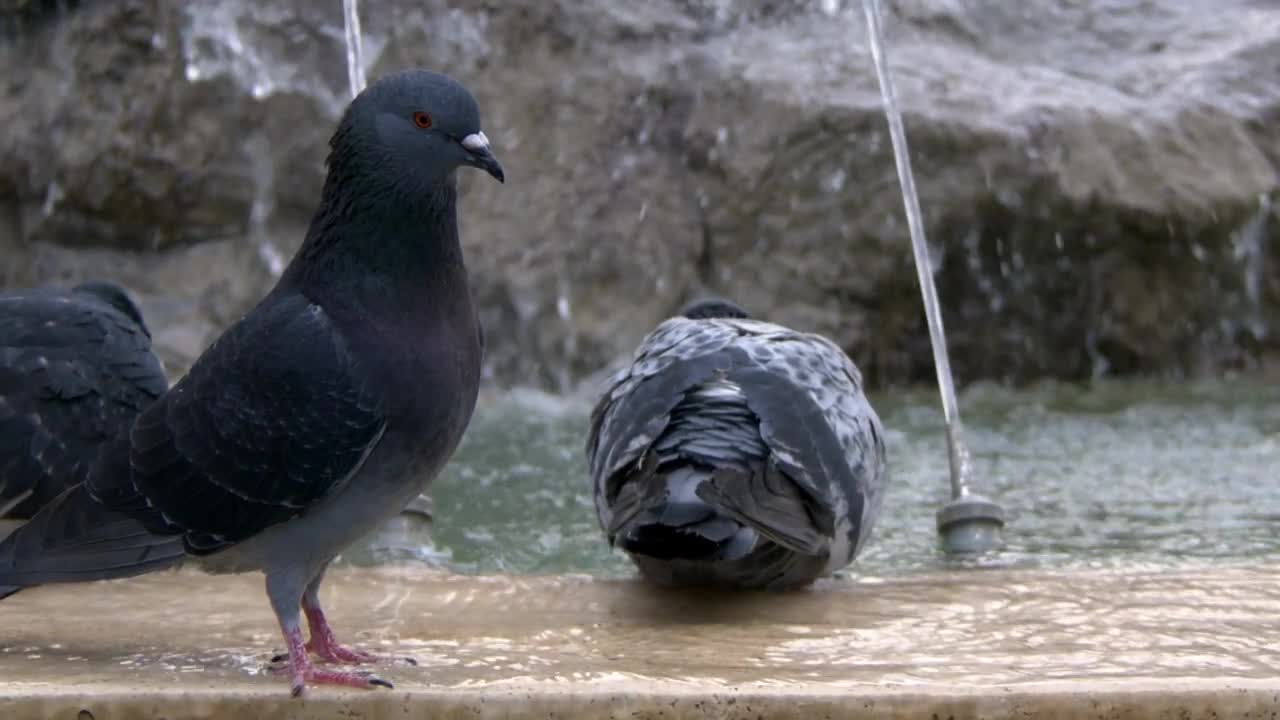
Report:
586,299,888,590
0,282,167,521
678,297,750,321
0,70,504,695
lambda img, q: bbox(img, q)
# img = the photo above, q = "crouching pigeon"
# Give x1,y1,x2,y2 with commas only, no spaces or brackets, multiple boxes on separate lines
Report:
0,282,167,524
0,69,504,695
586,298,889,590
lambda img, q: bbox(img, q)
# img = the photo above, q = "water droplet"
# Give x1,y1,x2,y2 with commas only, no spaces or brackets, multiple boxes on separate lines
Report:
257,242,285,277
41,181,63,217
822,168,847,193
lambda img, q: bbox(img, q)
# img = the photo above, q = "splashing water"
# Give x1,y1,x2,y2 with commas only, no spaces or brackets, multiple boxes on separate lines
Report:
181,4,351,113
342,0,366,98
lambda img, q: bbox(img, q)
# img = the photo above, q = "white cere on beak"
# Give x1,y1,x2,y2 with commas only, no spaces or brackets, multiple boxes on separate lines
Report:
461,131,491,152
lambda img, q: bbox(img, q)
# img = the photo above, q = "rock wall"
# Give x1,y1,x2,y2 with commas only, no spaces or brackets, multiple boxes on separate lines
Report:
2,0,1277,388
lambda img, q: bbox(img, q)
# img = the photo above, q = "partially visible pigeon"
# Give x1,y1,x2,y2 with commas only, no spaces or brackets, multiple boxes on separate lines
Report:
586,298,889,590
0,70,504,695
0,282,167,522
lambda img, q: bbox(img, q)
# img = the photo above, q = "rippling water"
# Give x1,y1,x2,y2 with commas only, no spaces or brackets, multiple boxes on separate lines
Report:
2,378,1278,697
361,376,1280,578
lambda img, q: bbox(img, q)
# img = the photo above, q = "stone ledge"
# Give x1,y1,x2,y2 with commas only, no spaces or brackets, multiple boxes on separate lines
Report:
3,680,1279,720
1,564,1277,718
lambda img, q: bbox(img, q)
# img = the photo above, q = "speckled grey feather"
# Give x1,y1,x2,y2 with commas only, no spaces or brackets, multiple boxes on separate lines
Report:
586,314,889,589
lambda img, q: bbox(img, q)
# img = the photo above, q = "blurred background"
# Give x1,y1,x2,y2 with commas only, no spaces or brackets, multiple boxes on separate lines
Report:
1,0,1278,577
2,0,1276,393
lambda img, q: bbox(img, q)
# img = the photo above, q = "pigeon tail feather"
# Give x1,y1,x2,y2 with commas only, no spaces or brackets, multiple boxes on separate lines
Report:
613,466,756,562
0,483,183,595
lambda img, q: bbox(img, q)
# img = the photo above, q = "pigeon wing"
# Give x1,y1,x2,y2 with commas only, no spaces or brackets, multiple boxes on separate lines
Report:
0,293,166,518
91,290,388,555
729,325,888,558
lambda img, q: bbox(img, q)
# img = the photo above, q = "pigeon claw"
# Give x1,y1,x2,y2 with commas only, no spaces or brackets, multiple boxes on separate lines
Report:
301,604,410,665
306,638,378,665
307,638,419,666
289,665,394,697
276,622,395,696
271,646,417,667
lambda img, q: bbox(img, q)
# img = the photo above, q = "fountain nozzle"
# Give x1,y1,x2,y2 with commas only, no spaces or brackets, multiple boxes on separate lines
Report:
936,492,1005,555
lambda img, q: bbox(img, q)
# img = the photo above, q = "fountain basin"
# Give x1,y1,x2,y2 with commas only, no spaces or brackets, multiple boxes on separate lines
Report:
1,564,1277,718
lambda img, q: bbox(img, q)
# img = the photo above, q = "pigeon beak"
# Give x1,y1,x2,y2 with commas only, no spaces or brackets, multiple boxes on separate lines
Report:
461,131,504,183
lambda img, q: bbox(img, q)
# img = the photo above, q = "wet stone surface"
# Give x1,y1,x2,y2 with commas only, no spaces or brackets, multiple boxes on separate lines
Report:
0,564,1278,717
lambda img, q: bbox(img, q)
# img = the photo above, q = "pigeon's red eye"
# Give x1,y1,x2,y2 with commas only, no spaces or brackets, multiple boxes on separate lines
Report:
412,112,433,129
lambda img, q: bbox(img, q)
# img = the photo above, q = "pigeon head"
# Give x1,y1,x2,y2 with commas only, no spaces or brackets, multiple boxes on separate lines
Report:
334,70,504,191
73,281,151,338
679,297,751,320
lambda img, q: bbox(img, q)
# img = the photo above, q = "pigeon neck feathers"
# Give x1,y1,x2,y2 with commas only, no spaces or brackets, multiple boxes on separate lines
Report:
283,144,468,305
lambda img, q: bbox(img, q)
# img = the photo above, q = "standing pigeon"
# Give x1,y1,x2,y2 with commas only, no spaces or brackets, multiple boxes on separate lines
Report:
0,70,504,695
586,298,889,590
0,282,167,524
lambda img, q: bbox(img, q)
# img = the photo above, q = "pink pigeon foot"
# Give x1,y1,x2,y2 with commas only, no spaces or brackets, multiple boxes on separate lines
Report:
277,623,392,697
303,605,381,664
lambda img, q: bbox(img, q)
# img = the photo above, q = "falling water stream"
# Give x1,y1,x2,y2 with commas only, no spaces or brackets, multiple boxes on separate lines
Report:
341,0,366,98
860,0,977,504
860,0,1007,555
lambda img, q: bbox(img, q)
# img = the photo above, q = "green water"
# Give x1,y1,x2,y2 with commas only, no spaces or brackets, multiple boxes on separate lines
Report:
393,376,1280,578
